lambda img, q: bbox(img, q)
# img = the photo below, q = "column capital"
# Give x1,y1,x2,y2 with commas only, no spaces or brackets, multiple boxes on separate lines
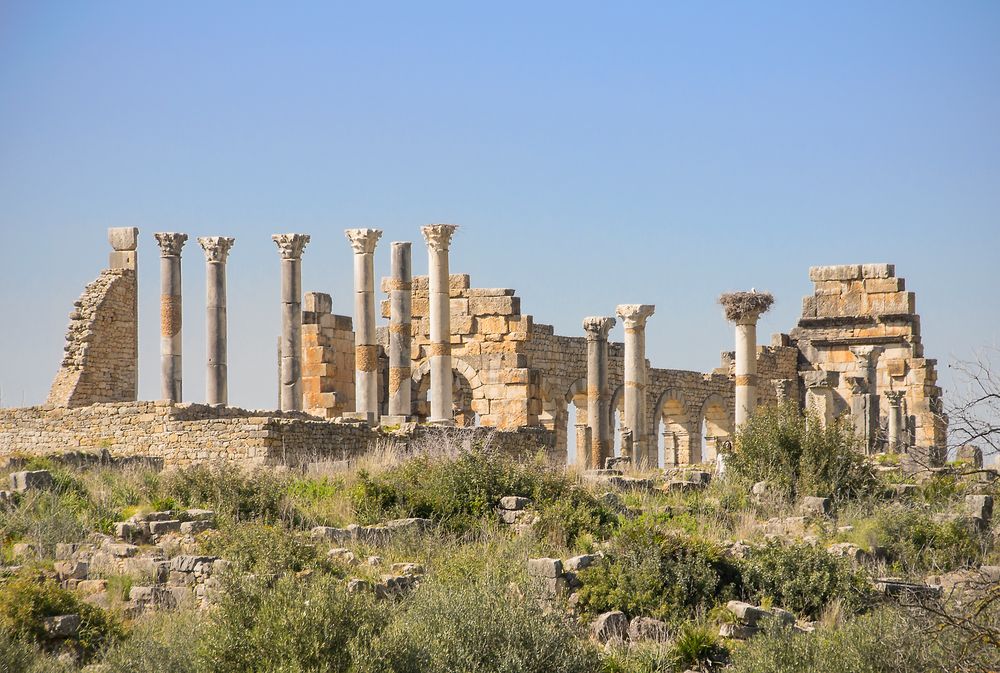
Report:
272,233,311,259
345,228,382,254
615,304,655,329
719,290,774,325
420,224,459,252
198,236,235,263
583,316,616,340
154,232,188,256
885,390,906,406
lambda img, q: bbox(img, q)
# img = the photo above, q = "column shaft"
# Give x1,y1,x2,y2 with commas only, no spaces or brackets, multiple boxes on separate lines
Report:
584,316,615,470
154,233,187,403
273,234,310,411
388,242,412,417
887,391,905,452
198,237,234,407
616,304,655,468
346,229,382,419
421,225,459,424
734,320,758,429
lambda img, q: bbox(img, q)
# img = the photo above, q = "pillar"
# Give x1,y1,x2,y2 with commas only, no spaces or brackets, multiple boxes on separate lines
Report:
733,313,765,429
850,346,882,453
153,233,187,402
272,234,310,411
583,316,615,470
198,237,235,406
886,390,906,452
387,241,413,419
615,304,655,468
344,229,383,419
108,227,139,400
421,224,459,424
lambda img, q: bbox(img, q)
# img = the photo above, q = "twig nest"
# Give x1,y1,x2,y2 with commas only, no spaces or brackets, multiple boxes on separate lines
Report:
719,291,774,322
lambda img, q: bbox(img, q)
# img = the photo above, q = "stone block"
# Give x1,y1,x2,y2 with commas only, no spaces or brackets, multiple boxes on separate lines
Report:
809,264,862,282
799,496,832,517
148,520,182,536
861,263,894,279
565,554,599,572
476,315,508,335
719,622,758,639
726,600,767,625
628,616,671,642
180,520,214,535
304,292,332,314
967,495,993,522
469,296,519,316
591,611,628,643
44,614,81,638
527,557,563,578
956,445,983,469
10,470,53,493
864,277,904,293
499,496,531,511
108,227,139,251
54,560,89,581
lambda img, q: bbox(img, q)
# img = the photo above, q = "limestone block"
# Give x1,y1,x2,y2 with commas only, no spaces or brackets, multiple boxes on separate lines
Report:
726,600,767,625
476,315,507,335
565,554,599,572
801,296,817,318
469,296,519,316
464,288,515,297
499,496,531,510
44,614,81,638
108,227,139,251
591,611,628,643
10,470,53,493
809,265,862,282
452,315,474,334
814,281,843,296
799,496,831,517
148,520,181,536
527,557,563,578
861,263,894,279
304,292,332,314
864,277,904,293
54,560,89,581
180,520,213,535
967,495,993,522
629,616,671,642
449,274,471,292
956,445,983,469
450,298,469,315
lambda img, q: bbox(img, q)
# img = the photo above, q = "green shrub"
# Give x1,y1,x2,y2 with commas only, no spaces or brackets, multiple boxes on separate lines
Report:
0,568,123,661
353,564,600,673
600,622,726,673
197,572,386,672
199,521,334,577
160,463,293,524
853,504,987,573
351,448,615,544
722,402,876,501
98,608,203,673
738,541,873,619
577,520,740,624
728,607,984,673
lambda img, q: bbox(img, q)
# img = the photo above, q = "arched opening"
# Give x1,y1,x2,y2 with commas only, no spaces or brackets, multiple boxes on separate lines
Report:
411,359,484,426
609,385,625,459
700,394,732,463
539,377,588,466
654,390,692,467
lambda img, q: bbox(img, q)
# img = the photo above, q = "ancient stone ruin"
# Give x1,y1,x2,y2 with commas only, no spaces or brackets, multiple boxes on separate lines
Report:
0,227,947,470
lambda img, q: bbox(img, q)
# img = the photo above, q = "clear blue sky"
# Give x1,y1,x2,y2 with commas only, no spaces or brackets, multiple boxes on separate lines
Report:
1,1,998,410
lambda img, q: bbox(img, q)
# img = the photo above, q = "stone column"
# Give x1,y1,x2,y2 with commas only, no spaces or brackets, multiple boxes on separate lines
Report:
805,376,834,428
387,241,413,420
850,346,882,453
198,237,235,407
421,224,459,424
345,229,383,420
272,234,310,411
886,390,906,452
616,304,655,467
153,233,187,403
583,316,616,470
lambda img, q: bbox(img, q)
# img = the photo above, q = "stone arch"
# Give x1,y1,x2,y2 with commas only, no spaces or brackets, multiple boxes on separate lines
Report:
699,393,732,463
653,389,698,466
538,376,588,465
410,358,486,425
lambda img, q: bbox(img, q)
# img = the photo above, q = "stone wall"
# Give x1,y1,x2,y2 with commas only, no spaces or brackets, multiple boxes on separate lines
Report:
301,292,356,418
789,263,946,454
47,268,138,407
0,402,555,469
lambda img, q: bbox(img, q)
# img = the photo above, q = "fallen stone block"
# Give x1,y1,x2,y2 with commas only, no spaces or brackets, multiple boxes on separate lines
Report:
148,520,182,537
43,614,80,638
874,578,942,598
184,509,216,522
827,542,870,565
527,557,563,578
591,611,628,643
719,622,758,639
390,562,425,576
499,496,531,511
799,496,832,517
180,520,214,536
10,470,53,493
664,480,702,494
54,560,89,581
629,616,671,642
726,600,767,626
327,548,358,565
346,579,374,594
565,554,599,572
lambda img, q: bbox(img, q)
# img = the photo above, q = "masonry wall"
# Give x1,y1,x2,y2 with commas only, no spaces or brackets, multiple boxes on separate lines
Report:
47,268,138,407
789,263,946,452
301,292,356,418
0,403,556,468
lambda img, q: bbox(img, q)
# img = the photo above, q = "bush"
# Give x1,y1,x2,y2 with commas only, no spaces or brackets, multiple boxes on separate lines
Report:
351,448,615,545
738,541,873,619
160,463,293,524
352,564,600,673
197,572,386,672
728,607,986,673
722,402,876,501
852,504,987,573
98,609,203,673
199,521,335,577
577,520,740,624
0,568,123,661
601,623,726,672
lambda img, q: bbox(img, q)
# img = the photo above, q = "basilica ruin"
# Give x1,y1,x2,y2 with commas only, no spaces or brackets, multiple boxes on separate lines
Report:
0,226,947,470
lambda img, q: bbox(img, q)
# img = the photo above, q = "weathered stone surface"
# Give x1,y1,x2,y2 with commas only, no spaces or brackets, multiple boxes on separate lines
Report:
54,560,89,581
591,611,628,643
498,496,531,511
10,470,53,493
800,496,832,516
726,600,767,626
565,554,599,572
967,495,993,522
148,520,182,536
629,616,671,642
527,557,563,578
43,614,81,638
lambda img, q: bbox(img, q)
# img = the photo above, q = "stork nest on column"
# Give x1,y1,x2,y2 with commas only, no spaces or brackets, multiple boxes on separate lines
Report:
719,290,774,322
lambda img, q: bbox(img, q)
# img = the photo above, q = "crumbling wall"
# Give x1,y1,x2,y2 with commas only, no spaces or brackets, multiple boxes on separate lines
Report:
789,263,946,453
301,292,355,418
0,402,555,468
47,268,138,407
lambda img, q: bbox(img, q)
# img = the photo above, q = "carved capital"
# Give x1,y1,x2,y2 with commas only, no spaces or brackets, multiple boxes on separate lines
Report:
272,233,310,259
154,232,188,257
345,228,382,255
420,224,459,252
885,390,906,407
615,304,655,329
198,236,235,263
583,316,615,340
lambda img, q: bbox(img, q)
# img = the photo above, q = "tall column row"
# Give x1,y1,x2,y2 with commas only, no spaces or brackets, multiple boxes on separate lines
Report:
345,229,383,420
387,242,413,420
616,304,655,468
421,224,459,425
273,234,310,411
154,233,187,403
583,316,615,469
